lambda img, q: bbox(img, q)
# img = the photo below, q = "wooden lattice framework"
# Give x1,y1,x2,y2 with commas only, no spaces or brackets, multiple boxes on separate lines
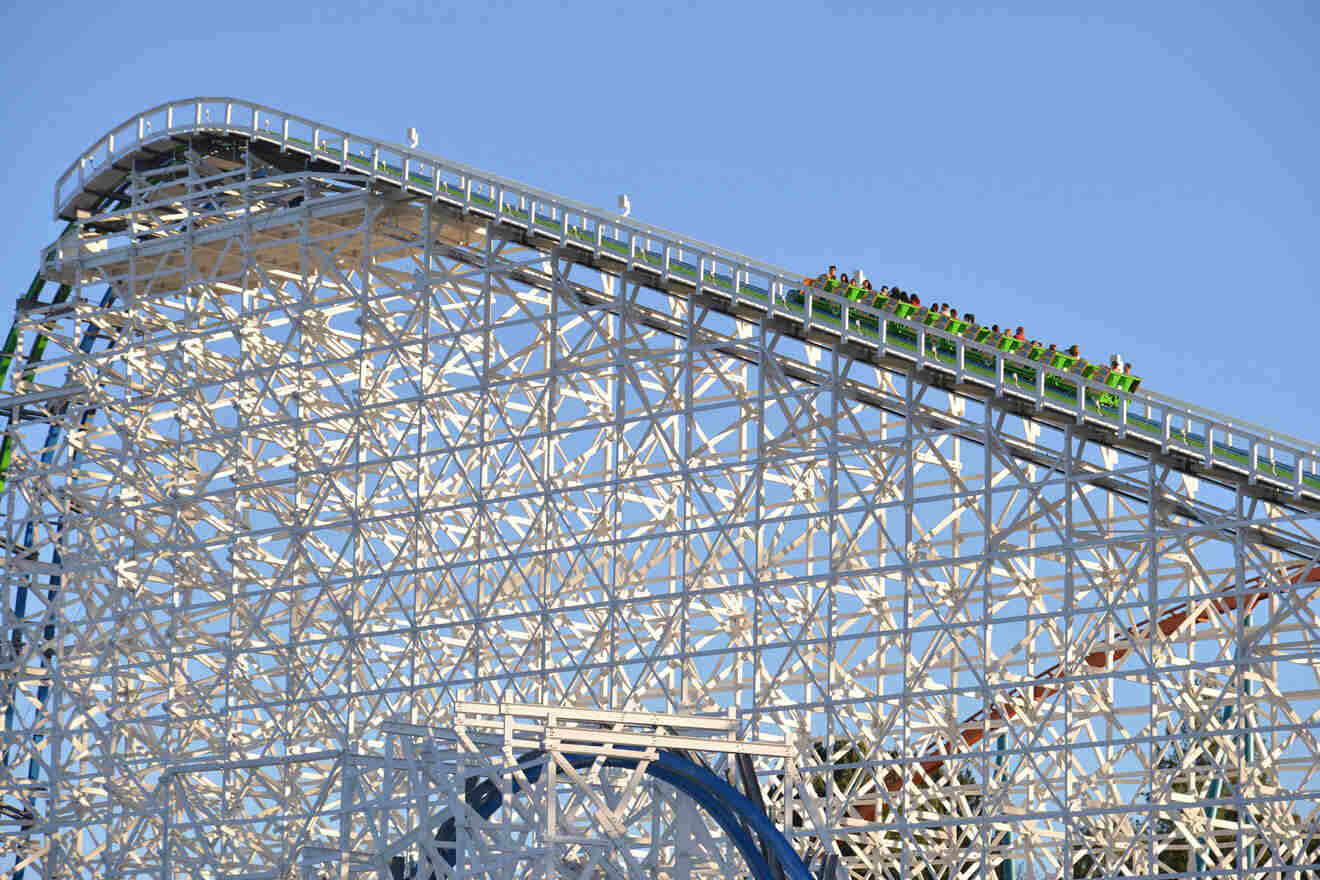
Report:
4,99,1320,879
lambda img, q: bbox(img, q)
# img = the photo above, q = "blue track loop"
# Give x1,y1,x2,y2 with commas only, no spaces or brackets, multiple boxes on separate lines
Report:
412,747,812,880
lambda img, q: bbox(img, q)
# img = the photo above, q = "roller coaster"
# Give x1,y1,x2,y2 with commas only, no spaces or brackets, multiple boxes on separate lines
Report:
3,98,1320,878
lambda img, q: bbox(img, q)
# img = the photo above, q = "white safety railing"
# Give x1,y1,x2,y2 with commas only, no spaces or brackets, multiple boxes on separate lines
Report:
50,97,1320,501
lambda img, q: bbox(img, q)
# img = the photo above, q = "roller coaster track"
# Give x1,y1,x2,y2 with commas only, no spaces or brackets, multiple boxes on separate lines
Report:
42,98,1320,513
862,560,1320,802
6,98,1320,874
0,183,128,872
399,564,1313,871
404,748,812,880
0,276,70,492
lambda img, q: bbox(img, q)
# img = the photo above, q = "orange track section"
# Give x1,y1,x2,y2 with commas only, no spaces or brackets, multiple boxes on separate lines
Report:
854,561,1320,807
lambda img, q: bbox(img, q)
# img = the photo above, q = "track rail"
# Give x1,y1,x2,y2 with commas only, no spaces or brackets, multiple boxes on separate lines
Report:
8,99,1320,872
858,561,1320,802
45,97,1320,509
413,748,812,880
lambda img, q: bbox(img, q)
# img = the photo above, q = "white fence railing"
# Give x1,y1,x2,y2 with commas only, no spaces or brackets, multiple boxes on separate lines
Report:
49,97,1320,502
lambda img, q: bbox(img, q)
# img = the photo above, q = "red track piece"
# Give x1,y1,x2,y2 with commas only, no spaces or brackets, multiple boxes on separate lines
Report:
857,561,1320,804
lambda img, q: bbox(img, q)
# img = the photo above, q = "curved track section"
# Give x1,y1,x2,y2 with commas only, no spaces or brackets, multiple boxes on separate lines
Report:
404,749,810,880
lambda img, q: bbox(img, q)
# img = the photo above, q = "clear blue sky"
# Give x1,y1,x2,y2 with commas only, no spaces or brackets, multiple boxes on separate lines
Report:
2,1,1316,438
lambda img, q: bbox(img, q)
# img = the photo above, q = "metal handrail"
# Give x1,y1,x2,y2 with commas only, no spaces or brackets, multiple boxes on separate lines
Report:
1141,389,1316,452
53,97,786,278
47,97,1320,495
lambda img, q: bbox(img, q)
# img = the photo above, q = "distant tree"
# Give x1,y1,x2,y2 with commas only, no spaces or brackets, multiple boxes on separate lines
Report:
1071,719,1320,877
770,738,992,880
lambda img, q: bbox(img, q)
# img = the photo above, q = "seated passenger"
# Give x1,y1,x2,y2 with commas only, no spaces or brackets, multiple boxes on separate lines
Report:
949,308,959,319
909,293,920,306
1066,344,1080,358
862,279,873,291
841,275,867,301
1014,326,1027,342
